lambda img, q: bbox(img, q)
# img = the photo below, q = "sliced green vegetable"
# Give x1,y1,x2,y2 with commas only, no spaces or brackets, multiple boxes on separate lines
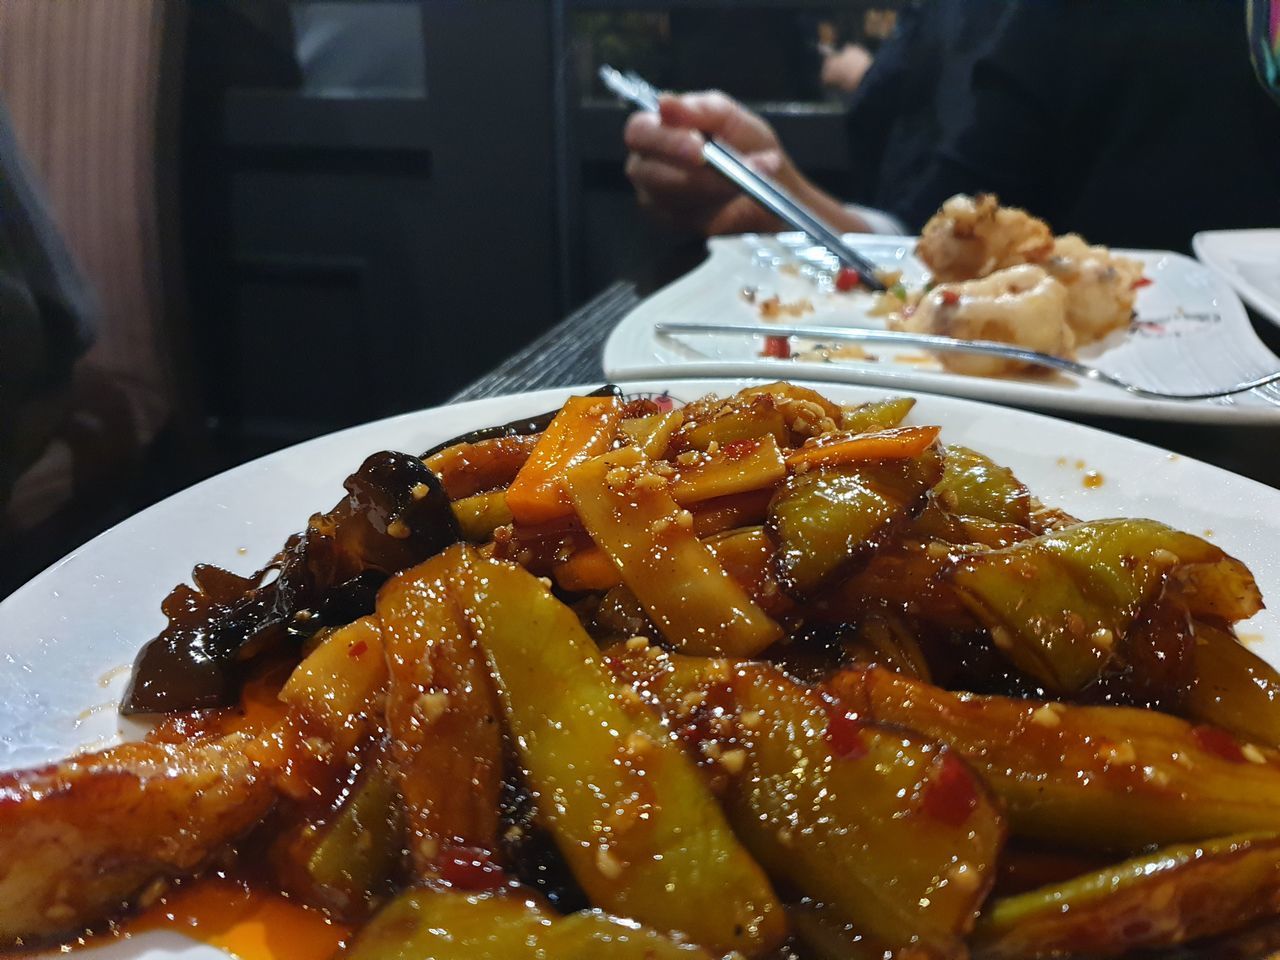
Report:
669,392,790,453
768,447,942,596
931,445,1031,528
846,611,933,680
973,833,1280,959
347,889,714,959
839,396,916,434
1189,619,1280,748
377,546,504,877
950,519,1262,694
831,666,1280,850
566,448,783,657
451,490,513,542
279,758,403,917
612,650,1002,956
461,549,785,957
912,444,1033,547
345,890,549,960
787,903,898,960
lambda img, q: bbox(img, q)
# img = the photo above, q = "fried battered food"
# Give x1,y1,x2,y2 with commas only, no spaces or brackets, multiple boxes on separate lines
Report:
907,196,1145,367
0,733,277,946
916,194,1054,284
1043,233,1144,344
891,264,1074,377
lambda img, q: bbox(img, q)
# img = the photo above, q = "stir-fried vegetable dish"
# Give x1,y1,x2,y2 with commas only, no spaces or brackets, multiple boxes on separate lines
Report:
2,382,1277,960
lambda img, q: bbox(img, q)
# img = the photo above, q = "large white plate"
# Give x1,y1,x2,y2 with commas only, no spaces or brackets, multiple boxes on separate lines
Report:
603,234,1280,424
2,379,1279,957
1193,228,1280,328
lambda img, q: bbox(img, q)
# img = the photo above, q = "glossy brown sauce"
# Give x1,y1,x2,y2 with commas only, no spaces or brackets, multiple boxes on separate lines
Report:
1082,470,1105,488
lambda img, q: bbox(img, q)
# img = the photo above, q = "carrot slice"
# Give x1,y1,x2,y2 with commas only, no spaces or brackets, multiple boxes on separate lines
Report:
785,425,940,470
504,395,624,525
553,546,620,592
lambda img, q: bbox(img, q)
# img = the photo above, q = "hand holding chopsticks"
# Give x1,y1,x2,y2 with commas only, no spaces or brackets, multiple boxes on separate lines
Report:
604,66,886,292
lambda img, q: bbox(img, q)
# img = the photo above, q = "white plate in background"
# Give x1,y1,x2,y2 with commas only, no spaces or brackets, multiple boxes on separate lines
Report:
1193,228,1280,328
603,234,1280,424
2,378,1278,957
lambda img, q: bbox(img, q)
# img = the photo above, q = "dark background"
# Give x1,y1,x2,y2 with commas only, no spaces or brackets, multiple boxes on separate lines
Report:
185,0,898,461
0,0,902,596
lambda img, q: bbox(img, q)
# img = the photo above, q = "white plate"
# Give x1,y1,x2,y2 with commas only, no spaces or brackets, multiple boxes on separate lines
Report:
1193,228,1280,328
603,234,1280,424
2,379,1279,957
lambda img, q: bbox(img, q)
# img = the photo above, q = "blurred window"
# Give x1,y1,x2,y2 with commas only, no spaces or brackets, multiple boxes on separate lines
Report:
290,0,426,98
572,4,904,105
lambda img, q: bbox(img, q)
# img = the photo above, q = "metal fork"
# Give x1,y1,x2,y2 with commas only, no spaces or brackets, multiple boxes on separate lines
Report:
654,321,1280,401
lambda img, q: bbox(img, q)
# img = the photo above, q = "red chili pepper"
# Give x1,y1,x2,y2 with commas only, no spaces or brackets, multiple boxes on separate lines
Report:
940,289,961,306
654,394,675,412
1132,276,1153,289
1192,724,1246,763
834,267,861,292
824,704,868,760
921,751,979,827
434,844,507,891
761,335,791,359
347,640,368,659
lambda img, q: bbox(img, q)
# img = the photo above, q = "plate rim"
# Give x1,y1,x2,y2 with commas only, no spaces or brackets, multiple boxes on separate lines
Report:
3,375,1280,958
604,233,1280,425
1193,227,1280,328
7,374,1280,612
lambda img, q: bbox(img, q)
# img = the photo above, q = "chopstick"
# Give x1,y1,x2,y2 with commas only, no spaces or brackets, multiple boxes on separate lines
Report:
601,65,886,292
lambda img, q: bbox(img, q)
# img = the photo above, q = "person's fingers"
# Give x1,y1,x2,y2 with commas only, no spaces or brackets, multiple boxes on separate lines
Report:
745,149,784,178
625,153,735,203
661,90,774,154
623,109,706,167
659,90,735,135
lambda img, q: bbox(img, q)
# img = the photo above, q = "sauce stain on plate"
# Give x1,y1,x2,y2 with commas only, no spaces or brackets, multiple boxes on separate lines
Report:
98,665,131,689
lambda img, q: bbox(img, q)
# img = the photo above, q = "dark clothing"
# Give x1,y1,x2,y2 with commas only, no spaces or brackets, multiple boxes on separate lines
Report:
853,0,1280,252
843,0,1008,215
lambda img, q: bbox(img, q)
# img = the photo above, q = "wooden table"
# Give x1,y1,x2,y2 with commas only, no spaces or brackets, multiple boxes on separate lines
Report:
453,243,1280,490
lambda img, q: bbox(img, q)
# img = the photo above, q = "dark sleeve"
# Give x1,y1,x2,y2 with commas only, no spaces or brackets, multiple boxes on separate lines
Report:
841,4,924,204
844,0,1017,214
895,0,1280,248
892,0,1073,229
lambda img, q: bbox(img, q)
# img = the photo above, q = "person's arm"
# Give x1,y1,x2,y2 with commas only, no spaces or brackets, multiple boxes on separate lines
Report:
624,92,875,237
